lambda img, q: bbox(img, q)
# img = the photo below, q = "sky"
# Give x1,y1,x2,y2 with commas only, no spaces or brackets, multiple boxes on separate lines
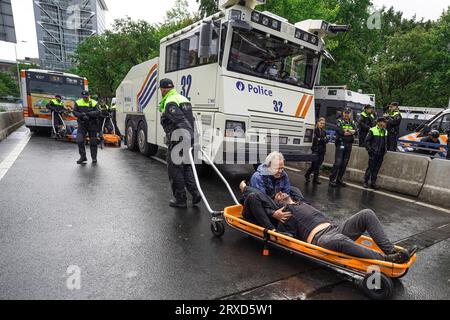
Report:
1,0,450,62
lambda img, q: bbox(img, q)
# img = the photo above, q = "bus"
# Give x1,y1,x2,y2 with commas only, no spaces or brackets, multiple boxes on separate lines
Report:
21,69,88,132
115,0,348,164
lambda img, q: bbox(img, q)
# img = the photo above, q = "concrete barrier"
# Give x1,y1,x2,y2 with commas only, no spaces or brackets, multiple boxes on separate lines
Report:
288,144,431,197
0,111,24,141
419,159,450,208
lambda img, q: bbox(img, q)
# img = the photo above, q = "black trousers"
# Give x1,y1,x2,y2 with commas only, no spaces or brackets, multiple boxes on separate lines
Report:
387,133,399,152
111,110,122,136
315,209,395,260
77,125,98,160
306,151,325,180
52,112,63,132
167,146,199,203
364,153,385,184
358,131,368,147
243,191,279,231
330,143,352,183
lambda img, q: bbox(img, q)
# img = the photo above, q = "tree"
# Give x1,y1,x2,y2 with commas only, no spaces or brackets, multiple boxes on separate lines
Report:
196,0,218,17
0,72,19,98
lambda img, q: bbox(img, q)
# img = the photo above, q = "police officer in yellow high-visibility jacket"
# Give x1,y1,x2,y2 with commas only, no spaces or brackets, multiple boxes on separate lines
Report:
385,102,402,152
330,108,356,188
73,90,101,164
159,78,201,208
46,95,65,136
364,118,388,190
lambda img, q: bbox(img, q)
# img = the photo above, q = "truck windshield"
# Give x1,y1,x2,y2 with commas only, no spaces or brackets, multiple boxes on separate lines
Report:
227,28,320,89
27,74,84,99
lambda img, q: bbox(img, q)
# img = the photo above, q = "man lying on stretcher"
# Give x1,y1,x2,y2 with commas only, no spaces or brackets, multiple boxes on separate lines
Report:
240,157,417,264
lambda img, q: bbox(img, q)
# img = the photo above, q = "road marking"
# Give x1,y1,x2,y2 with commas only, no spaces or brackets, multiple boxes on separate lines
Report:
285,166,450,215
0,131,32,181
151,156,167,166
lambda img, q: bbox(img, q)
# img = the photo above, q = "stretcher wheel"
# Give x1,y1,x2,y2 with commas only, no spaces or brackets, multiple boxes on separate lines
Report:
361,272,394,300
211,222,225,238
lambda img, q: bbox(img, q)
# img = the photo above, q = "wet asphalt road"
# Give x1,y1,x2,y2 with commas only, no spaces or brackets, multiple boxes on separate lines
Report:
0,127,449,300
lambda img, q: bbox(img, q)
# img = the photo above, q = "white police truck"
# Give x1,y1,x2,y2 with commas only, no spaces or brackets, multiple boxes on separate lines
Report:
115,0,348,164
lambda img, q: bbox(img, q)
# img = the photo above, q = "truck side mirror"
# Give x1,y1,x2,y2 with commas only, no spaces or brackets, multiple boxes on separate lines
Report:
199,21,213,59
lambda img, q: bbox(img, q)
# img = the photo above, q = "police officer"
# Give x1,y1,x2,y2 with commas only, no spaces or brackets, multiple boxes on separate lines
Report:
159,78,201,208
358,104,376,147
46,95,65,137
73,90,100,164
385,102,402,152
110,101,122,137
418,129,441,157
305,117,329,184
364,117,388,190
330,108,356,188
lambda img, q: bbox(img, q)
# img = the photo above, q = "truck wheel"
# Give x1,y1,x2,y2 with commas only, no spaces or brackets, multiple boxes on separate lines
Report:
126,122,138,151
137,123,158,157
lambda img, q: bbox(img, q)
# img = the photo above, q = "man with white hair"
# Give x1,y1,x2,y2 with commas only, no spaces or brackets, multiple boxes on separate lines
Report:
248,152,304,202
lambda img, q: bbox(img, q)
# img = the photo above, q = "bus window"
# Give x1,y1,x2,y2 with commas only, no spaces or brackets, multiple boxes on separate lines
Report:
27,75,84,99
227,28,320,89
326,106,338,126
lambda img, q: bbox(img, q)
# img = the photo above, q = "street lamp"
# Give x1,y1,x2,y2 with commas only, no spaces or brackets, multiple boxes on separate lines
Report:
14,40,28,104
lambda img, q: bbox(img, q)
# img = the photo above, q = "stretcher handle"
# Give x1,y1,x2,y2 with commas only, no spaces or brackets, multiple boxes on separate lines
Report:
189,147,239,215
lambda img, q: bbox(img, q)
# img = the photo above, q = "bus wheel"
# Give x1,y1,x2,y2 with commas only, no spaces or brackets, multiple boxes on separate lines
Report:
137,123,158,157
126,122,138,151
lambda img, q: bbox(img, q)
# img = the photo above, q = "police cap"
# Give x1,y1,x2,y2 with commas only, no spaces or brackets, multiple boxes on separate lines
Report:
159,78,174,89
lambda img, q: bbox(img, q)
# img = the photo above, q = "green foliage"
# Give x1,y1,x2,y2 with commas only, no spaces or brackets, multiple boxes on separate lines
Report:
196,0,218,17
0,72,19,98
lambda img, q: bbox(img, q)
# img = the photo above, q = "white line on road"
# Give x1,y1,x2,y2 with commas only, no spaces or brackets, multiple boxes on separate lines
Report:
285,166,450,215
0,131,32,182
151,156,167,166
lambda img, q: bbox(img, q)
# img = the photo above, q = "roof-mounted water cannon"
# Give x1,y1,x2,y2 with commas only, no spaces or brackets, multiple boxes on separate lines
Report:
219,0,266,11
295,19,350,39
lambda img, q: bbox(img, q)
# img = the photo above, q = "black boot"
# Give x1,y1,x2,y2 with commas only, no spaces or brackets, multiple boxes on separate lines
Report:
337,180,347,187
169,199,187,208
363,181,369,189
192,194,202,205
371,183,380,190
313,178,322,185
77,157,88,164
305,174,311,183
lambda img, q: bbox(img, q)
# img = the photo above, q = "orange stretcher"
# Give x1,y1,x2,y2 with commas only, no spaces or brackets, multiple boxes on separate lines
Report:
101,113,121,148
189,148,417,300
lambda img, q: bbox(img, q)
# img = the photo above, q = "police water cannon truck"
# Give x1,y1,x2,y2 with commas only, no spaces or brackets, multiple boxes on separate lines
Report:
115,0,349,163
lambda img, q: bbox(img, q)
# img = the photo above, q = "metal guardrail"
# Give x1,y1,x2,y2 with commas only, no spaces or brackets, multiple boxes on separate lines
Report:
0,102,22,112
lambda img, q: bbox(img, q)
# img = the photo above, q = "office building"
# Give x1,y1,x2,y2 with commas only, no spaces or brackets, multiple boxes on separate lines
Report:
33,0,108,71
0,0,16,43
